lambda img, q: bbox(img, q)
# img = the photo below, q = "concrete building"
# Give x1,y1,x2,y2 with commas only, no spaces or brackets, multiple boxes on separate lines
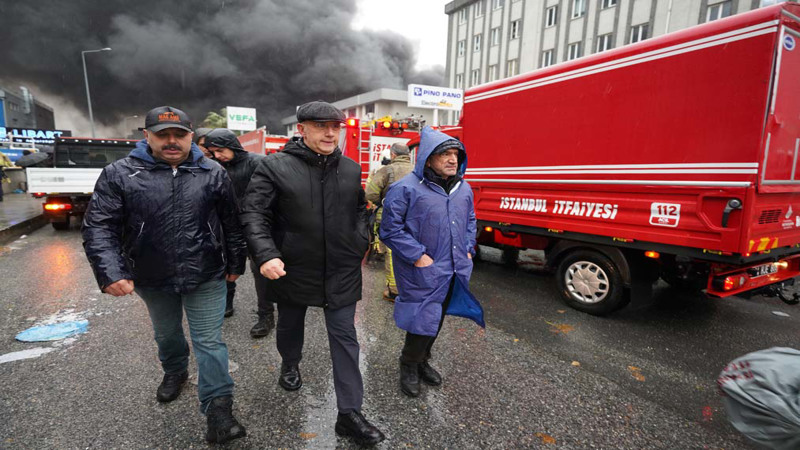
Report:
281,88,438,136
0,86,55,129
444,0,784,123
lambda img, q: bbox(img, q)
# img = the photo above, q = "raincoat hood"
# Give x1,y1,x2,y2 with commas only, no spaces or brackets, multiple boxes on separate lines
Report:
130,139,210,169
414,127,467,180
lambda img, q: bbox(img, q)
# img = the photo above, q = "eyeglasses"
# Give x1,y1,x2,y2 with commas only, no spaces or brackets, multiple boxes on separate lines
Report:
309,122,342,131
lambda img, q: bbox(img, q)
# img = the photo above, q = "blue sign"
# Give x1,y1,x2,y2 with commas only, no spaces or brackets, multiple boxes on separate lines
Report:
785,35,796,51
0,127,71,145
0,99,4,126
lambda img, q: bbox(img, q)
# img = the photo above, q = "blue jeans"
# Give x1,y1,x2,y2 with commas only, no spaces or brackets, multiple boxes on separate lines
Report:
136,278,234,413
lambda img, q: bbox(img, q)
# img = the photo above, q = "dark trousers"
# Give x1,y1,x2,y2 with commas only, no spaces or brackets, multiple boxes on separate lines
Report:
224,261,275,316
276,302,363,414
400,277,455,364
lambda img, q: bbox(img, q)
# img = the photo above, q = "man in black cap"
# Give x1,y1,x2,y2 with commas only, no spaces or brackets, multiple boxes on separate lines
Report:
82,106,248,444
240,101,385,446
204,128,276,336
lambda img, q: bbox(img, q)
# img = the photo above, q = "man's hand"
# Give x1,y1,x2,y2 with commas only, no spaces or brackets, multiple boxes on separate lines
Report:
260,258,287,280
226,274,240,282
468,253,472,260
104,279,135,297
414,254,434,267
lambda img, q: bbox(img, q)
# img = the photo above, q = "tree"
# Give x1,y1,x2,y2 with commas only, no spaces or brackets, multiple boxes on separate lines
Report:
201,108,227,128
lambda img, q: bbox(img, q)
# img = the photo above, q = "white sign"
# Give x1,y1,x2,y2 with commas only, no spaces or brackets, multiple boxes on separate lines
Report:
226,106,257,131
369,136,411,173
650,202,681,227
407,84,464,111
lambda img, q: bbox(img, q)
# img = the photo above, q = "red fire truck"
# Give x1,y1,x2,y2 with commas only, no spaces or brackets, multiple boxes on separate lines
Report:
238,128,289,155
341,116,423,185
410,3,800,314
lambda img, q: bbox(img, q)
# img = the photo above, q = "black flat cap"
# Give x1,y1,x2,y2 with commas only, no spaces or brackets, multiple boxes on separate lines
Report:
296,101,346,123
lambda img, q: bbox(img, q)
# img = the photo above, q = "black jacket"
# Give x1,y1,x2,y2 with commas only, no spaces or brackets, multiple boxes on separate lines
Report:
239,137,370,309
82,140,247,293
220,148,264,208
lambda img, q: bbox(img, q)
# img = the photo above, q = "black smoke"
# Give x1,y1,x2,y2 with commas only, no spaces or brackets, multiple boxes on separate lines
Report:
0,0,444,133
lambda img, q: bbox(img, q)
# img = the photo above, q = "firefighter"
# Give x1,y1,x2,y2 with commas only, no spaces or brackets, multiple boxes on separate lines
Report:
365,142,413,301
239,101,385,446
204,128,276,337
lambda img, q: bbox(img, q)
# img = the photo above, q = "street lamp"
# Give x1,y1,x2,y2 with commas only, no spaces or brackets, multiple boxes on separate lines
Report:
81,47,112,138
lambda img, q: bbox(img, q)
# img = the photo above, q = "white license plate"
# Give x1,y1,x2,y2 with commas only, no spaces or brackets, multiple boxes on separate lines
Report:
749,263,778,278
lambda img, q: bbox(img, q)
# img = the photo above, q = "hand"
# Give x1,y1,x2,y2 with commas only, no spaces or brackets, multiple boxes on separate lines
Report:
414,254,434,267
468,253,472,260
104,279,135,297
226,274,240,282
260,258,287,280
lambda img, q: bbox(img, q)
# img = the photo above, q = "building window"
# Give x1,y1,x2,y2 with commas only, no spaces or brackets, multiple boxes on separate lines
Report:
471,69,481,86
706,1,732,22
510,20,521,40
630,23,649,43
507,58,519,76
572,0,586,18
541,49,554,67
567,42,582,60
458,40,466,57
474,0,485,18
596,33,614,52
545,6,558,27
473,34,482,52
459,8,468,23
456,73,464,89
488,64,499,81
493,0,504,10
601,0,617,8
490,27,501,46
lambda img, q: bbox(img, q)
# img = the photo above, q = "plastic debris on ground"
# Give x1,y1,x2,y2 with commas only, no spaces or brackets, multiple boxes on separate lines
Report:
0,347,56,364
15,320,89,342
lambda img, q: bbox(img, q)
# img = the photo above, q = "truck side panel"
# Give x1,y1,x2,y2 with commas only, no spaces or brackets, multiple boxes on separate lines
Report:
26,168,103,194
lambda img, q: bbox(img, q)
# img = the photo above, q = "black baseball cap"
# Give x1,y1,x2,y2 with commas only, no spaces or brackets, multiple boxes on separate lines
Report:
296,101,346,123
143,106,193,133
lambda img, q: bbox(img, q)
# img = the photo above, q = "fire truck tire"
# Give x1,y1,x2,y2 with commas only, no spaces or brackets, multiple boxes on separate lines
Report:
51,217,70,231
556,250,626,315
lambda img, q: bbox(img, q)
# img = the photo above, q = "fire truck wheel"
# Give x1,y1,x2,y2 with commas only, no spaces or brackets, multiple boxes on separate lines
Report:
51,217,70,231
556,250,625,315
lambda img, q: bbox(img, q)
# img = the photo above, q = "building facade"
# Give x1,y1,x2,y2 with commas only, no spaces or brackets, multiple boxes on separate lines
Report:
0,86,55,130
444,0,784,123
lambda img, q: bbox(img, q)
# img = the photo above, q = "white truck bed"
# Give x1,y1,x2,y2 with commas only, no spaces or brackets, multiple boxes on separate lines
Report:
26,168,103,195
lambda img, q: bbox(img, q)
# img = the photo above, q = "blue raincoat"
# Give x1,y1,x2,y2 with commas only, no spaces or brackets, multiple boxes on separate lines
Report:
379,127,485,336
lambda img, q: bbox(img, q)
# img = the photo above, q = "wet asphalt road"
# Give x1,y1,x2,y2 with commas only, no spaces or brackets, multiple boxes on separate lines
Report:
1,225,798,449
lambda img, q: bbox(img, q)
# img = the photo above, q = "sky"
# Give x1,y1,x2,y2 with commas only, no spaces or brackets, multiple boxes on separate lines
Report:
352,0,450,71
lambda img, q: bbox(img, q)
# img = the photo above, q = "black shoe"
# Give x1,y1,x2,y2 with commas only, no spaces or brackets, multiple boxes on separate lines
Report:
419,362,442,386
249,314,274,338
205,396,247,444
224,305,234,318
335,410,386,446
279,363,302,391
399,361,420,397
156,370,188,403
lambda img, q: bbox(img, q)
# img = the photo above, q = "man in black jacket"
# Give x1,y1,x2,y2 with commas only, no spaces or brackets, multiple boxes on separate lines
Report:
204,128,276,336
240,101,384,446
82,106,247,444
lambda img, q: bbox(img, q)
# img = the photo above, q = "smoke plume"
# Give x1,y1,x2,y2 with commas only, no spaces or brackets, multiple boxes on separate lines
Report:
0,0,445,135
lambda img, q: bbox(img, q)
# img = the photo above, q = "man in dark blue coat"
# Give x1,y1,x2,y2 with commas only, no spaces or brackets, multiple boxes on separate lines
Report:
82,106,248,444
380,127,485,398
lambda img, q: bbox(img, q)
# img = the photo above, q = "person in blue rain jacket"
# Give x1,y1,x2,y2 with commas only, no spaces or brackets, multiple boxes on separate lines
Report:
379,126,485,398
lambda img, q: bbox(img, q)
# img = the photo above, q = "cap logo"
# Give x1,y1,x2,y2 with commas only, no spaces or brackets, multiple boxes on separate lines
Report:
158,112,181,122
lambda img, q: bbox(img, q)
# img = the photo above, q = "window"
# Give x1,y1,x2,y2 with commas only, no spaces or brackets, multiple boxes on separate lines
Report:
490,27,501,46
473,34,482,52
474,0,485,18
459,8,468,23
456,73,464,89
567,42,582,60
541,49,554,67
493,0,504,10
545,6,558,27
488,64,499,81
458,39,466,57
601,0,617,8
630,23,649,43
507,58,519,76
706,1,732,22
572,0,586,18
596,33,614,52
510,20,521,40
470,69,481,86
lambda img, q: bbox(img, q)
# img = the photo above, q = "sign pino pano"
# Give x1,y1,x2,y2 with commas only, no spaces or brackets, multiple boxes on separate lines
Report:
407,84,464,111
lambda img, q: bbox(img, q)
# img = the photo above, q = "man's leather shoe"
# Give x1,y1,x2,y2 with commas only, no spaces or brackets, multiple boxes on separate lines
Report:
335,410,386,446
399,361,420,397
279,363,302,391
156,370,188,403
250,314,274,338
382,289,397,302
419,362,442,386
205,396,247,444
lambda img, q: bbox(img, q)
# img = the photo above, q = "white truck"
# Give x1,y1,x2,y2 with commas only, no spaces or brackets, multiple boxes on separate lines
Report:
27,137,136,230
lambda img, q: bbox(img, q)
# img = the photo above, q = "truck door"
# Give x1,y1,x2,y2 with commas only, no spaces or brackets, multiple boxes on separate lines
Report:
761,26,800,186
